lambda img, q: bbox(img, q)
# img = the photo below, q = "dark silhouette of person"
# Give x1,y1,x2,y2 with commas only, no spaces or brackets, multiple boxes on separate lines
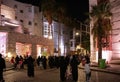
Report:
37,56,41,66
85,54,90,64
41,56,47,69
0,53,6,82
15,55,20,69
59,56,67,81
10,56,15,68
54,56,60,68
48,56,54,68
19,55,24,69
70,55,80,82
26,55,35,77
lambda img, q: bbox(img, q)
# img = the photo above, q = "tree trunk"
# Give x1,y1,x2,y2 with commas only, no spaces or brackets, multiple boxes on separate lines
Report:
98,35,102,63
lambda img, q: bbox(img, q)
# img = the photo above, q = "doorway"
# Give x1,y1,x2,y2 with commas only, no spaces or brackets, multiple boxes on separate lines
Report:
16,42,31,57
0,32,7,57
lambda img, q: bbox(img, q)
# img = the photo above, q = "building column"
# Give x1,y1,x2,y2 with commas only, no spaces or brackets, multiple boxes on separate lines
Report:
31,44,37,58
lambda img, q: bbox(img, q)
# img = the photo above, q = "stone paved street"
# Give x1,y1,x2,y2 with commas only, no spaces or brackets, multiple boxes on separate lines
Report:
3,67,120,82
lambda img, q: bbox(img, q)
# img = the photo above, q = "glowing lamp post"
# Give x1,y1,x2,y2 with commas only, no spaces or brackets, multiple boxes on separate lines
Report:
75,30,82,54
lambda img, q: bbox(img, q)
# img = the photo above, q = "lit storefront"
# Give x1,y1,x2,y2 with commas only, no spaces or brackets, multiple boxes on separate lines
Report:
0,32,7,57
16,42,32,56
0,4,54,60
0,31,54,60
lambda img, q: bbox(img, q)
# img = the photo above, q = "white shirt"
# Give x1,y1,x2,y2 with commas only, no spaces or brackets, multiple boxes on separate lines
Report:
84,63,91,73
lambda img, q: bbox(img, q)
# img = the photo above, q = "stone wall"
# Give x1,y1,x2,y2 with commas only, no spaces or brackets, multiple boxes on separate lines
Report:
7,31,54,58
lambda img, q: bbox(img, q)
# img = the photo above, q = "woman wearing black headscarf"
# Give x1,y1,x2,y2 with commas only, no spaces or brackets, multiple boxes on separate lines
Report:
70,55,80,82
26,55,35,77
0,53,6,82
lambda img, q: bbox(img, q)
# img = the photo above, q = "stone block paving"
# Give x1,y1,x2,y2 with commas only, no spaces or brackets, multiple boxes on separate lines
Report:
4,67,86,82
4,68,60,82
3,65,120,82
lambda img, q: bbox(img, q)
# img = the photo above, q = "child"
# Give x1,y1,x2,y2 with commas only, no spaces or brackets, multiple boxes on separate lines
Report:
84,59,91,82
66,64,72,79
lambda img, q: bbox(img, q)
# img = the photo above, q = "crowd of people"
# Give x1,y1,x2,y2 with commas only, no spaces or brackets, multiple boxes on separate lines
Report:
36,54,91,82
10,55,35,77
0,53,91,82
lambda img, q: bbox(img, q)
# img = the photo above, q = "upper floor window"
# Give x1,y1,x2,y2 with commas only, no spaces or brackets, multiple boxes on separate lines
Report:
15,16,17,20
20,10,23,13
28,7,32,12
20,20,23,23
28,21,32,25
1,1,3,4
35,8,38,13
43,22,49,38
34,23,37,26
1,15,5,17
70,41,73,47
14,5,18,9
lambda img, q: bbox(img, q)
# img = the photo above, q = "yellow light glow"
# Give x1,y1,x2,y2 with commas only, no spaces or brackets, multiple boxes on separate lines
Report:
7,52,12,58
48,36,52,39
75,32,79,36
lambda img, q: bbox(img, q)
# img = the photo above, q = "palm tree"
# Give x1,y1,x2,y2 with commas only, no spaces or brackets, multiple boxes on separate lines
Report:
41,0,68,55
53,2,68,55
90,1,112,60
41,0,82,55
41,0,56,39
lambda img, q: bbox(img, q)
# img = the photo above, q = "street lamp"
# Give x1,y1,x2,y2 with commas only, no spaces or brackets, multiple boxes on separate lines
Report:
75,29,82,55
75,32,79,36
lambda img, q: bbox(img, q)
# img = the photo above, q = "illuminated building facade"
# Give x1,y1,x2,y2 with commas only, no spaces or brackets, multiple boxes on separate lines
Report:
89,0,120,62
0,0,70,59
0,0,54,59
52,21,70,56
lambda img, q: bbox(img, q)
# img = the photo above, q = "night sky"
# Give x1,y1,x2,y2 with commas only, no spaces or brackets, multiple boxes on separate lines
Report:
66,0,89,21
16,0,89,21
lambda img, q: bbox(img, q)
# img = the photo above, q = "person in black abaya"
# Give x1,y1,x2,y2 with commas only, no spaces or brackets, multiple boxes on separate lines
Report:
42,56,47,69
59,56,67,81
26,55,35,77
37,56,41,67
70,55,80,82
0,53,6,82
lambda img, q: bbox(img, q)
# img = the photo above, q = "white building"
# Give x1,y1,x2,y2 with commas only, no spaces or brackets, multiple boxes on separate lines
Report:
2,0,43,36
0,0,54,59
0,0,70,58
52,21,70,56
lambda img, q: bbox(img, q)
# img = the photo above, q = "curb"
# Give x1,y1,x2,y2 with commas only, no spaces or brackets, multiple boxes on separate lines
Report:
3,67,14,72
78,66,120,75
